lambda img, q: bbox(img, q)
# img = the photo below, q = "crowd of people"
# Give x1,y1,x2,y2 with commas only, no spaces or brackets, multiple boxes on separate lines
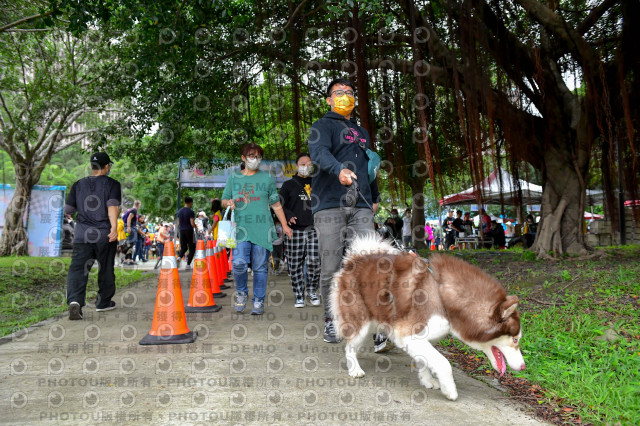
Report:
114,200,176,267
61,78,539,353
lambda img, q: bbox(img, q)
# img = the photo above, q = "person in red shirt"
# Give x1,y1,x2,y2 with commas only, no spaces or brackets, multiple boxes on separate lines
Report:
479,208,492,248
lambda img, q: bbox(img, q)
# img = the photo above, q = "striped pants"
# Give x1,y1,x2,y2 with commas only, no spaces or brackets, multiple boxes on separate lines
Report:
284,228,320,299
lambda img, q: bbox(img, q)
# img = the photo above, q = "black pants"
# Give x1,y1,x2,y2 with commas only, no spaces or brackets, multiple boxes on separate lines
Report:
66,241,117,308
178,229,196,265
445,231,456,249
272,243,283,269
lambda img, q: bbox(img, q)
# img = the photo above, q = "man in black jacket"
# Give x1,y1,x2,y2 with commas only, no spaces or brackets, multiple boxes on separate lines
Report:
279,153,320,308
309,77,381,344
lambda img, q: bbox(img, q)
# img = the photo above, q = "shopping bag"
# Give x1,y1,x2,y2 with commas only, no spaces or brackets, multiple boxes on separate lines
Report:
217,206,237,248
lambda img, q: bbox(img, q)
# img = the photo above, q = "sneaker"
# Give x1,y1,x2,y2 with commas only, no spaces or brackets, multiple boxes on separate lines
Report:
234,293,248,313
250,300,264,315
373,333,395,353
308,292,321,306
184,264,191,270
323,319,340,343
96,301,116,312
294,296,305,308
68,302,83,320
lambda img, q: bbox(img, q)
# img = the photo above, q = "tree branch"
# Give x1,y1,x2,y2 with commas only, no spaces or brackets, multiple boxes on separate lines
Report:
53,134,87,153
9,33,31,122
470,0,542,109
282,0,309,31
513,0,599,70
62,128,99,138
34,110,61,150
35,108,84,154
0,11,53,33
577,0,618,36
3,28,52,33
0,91,15,126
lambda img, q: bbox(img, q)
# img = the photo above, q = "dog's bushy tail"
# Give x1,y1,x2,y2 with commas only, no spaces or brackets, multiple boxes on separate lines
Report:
346,232,399,258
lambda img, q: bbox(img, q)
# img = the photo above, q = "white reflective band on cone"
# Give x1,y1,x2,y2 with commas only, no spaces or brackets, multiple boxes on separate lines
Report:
195,250,206,260
161,256,178,269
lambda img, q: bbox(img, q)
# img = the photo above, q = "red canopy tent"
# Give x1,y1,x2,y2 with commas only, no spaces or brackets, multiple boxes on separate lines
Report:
584,211,604,219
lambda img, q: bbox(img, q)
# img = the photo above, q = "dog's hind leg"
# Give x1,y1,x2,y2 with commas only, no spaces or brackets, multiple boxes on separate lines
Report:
345,322,371,378
400,336,458,401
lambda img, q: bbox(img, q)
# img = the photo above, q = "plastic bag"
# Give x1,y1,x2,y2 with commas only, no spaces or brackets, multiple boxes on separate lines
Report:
217,206,237,248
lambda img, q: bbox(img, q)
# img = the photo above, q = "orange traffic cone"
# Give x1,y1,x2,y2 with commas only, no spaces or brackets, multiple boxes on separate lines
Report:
430,241,435,251
214,246,222,279
185,240,222,312
222,247,230,275
140,241,197,345
219,247,231,289
208,243,226,298
205,240,218,294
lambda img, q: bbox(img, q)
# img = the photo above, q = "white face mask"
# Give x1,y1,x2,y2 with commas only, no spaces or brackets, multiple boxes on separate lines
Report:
245,158,261,170
298,165,311,177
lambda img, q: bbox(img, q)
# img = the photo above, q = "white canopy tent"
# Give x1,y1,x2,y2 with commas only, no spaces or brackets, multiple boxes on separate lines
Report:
440,169,605,207
440,169,543,206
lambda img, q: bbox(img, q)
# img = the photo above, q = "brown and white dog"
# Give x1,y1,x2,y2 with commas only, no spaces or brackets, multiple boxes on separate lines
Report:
330,234,525,400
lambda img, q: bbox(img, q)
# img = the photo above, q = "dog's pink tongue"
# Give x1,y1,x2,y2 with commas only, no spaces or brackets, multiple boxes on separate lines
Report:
491,346,506,377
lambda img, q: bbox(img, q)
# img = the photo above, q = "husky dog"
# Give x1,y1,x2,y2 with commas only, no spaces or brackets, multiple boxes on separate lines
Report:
330,234,526,401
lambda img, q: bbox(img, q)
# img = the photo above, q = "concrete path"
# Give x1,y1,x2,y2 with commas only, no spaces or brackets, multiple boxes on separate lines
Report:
0,264,545,425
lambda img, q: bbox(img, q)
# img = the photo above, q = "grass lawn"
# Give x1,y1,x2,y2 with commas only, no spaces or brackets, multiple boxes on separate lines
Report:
0,257,153,337
418,246,640,425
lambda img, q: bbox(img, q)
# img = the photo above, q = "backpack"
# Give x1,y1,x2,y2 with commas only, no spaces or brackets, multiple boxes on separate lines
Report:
356,144,381,184
365,148,381,184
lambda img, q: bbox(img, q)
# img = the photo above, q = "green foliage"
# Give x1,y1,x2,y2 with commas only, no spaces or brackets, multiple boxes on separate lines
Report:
0,256,152,336
517,294,640,425
520,250,537,261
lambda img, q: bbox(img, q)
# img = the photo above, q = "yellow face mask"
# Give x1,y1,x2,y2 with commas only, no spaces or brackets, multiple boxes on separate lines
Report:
333,94,355,116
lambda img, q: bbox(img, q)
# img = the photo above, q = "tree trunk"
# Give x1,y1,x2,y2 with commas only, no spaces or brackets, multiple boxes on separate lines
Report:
534,140,590,258
288,0,302,155
410,178,427,250
352,3,374,139
0,163,37,256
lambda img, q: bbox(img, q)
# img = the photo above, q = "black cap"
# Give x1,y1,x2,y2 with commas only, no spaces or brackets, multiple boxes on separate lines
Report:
90,152,112,167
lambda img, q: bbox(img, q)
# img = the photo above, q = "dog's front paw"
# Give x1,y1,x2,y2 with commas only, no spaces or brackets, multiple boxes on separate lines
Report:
420,375,440,389
348,367,366,378
440,384,458,401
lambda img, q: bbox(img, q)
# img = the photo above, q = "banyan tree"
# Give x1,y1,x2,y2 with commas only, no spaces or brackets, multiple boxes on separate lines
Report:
39,0,638,258
282,0,638,257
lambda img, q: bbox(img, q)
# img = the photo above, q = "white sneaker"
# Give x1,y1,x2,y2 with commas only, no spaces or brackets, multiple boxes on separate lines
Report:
308,292,321,306
294,296,305,308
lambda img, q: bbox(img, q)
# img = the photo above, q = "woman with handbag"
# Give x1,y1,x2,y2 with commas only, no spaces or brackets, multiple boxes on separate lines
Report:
221,143,292,315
